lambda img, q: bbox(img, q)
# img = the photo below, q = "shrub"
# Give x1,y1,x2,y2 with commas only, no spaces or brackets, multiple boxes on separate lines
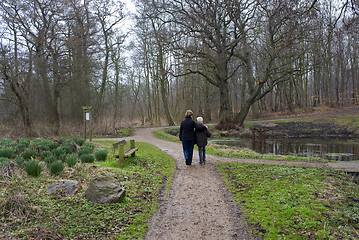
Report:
0,148,15,159
52,148,65,158
0,157,10,166
80,154,95,163
40,151,52,161
94,149,108,161
22,149,38,160
30,139,42,149
16,143,29,153
24,160,42,177
60,143,74,154
48,141,58,150
72,137,85,146
37,140,58,151
15,157,25,169
83,142,95,152
48,161,65,175
66,155,78,168
16,138,30,148
77,147,92,157
58,137,69,145
0,138,13,147
44,155,57,165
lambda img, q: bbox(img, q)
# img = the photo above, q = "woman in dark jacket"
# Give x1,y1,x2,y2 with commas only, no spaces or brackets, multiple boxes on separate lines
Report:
179,110,205,165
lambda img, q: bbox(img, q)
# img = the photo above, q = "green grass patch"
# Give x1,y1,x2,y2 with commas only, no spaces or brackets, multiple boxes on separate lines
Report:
217,163,359,239
205,144,327,162
1,141,176,239
154,128,327,162
153,128,180,143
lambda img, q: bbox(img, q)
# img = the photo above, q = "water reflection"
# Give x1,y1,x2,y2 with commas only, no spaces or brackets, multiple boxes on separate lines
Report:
210,138,359,161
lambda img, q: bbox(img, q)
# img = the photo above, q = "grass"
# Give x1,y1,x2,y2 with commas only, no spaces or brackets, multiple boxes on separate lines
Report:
244,113,359,129
217,163,359,239
0,140,176,240
153,128,328,162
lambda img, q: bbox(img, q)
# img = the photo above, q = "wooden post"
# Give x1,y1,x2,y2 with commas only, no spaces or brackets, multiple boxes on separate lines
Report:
82,106,93,142
252,129,255,150
130,140,136,157
259,128,263,153
263,129,266,153
118,144,125,167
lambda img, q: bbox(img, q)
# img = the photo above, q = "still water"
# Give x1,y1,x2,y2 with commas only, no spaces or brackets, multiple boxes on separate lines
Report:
210,138,359,161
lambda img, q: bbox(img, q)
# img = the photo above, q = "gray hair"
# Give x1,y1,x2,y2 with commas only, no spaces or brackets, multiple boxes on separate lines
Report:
197,117,203,123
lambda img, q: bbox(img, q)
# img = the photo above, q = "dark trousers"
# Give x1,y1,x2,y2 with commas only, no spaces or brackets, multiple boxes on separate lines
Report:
182,139,195,165
198,146,206,164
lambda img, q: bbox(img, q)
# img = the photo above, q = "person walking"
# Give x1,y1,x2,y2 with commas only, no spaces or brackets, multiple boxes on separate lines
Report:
179,110,205,165
195,117,212,165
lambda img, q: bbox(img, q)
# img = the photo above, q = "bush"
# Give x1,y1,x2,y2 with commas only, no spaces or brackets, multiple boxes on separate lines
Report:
0,157,10,166
94,149,108,161
52,148,65,158
60,143,74,154
16,143,29,153
72,137,85,146
0,138,13,147
44,155,57,165
15,157,25,169
24,160,42,177
58,137,69,145
22,149,38,160
48,161,65,175
0,148,15,159
37,140,58,151
83,142,95,152
77,147,92,157
66,155,78,168
16,138,30,148
80,154,95,163
30,139,42,149
40,151,52,161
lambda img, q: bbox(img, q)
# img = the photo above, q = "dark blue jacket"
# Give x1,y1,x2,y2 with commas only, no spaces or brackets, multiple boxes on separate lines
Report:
179,117,205,141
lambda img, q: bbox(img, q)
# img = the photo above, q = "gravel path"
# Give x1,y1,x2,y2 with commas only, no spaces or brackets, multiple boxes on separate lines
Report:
96,126,359,240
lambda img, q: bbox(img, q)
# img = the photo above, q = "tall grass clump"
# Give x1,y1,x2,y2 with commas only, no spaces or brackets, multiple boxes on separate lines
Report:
0,157,10,166
60,143,74,154
94,149,108,161
0,148,15,159
0,138,13,147
72,138,85,146
83,142,95,152
24,160,42,177
77,147,92,157
80,154,95,163
65,155,78,168
22,149,38,160
48,161,65,175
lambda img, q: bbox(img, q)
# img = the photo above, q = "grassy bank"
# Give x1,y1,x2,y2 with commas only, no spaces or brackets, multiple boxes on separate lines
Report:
1,140,175,239
153,128,327,162
217,163,359,239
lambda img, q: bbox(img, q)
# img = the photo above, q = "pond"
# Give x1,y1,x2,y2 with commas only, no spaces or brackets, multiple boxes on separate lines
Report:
210,138,359,161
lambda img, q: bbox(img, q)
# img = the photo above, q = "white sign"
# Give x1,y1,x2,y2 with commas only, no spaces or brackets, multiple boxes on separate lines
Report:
86,112,90,121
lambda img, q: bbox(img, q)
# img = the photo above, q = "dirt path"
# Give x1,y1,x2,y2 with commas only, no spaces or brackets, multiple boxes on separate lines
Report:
116,128,252,240
97,126,359,240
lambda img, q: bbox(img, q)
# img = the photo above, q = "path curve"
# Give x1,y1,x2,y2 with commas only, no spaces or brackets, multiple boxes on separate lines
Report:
99,127,253,240
96,126,359,240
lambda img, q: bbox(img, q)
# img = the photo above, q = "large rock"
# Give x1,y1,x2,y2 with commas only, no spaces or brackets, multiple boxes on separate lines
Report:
46,180,79,197
85,173,126,204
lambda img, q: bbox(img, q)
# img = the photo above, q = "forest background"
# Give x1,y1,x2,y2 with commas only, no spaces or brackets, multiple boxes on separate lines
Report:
0,0,358,137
